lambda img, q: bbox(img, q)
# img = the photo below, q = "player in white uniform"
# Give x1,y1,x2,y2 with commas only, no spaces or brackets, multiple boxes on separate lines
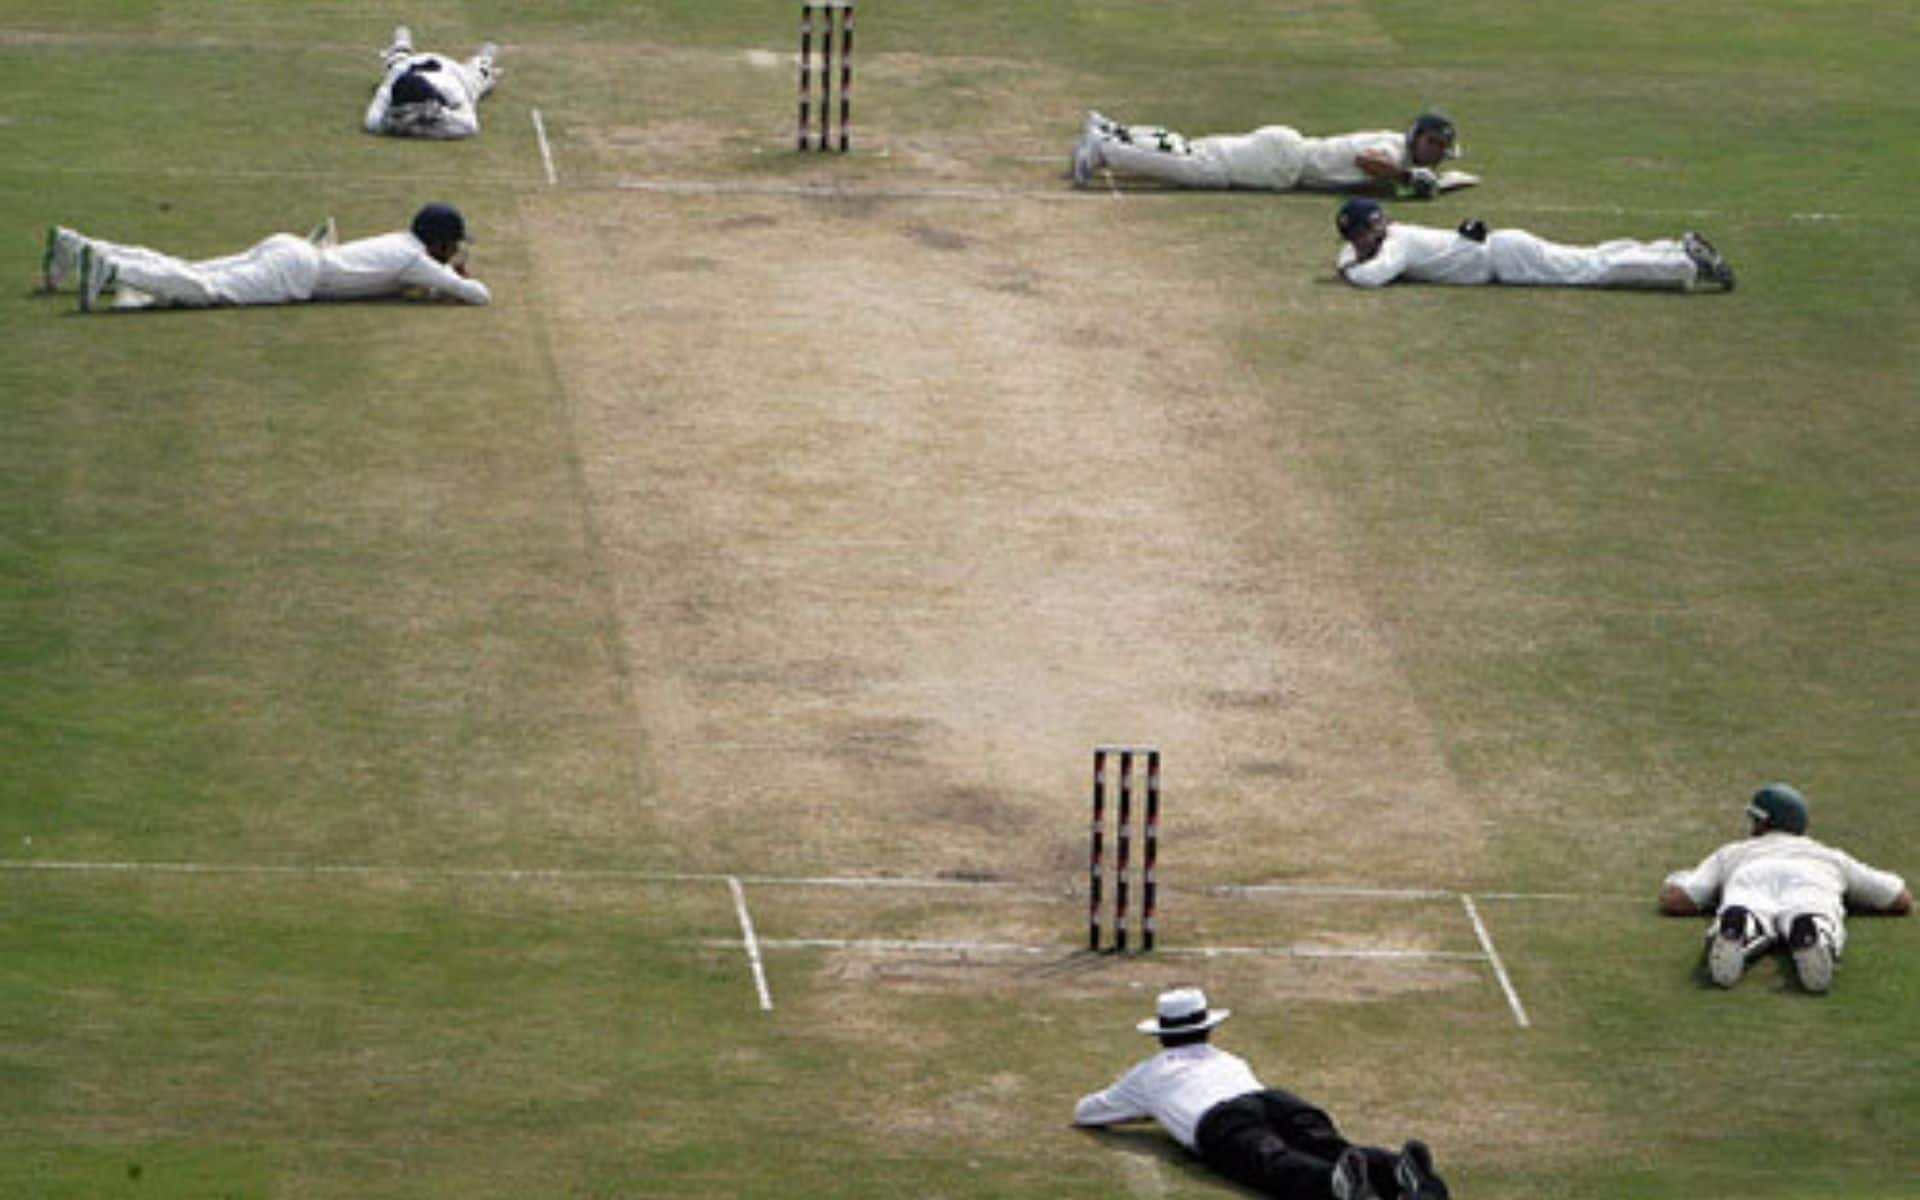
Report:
364,25,500,140
1333,197,1737,292
1660,784,1911,993
1074,988,1450,1200
1073,111,1463,200
46,203,491,312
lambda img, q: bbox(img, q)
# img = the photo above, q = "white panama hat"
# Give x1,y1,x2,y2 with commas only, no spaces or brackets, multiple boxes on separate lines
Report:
1136,986,1232,1035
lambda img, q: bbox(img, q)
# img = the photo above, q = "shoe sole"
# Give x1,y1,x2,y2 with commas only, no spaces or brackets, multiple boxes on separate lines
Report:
77,245,112,313
1332,1149,1373,1200
1396,1140,1445,1200
1707,907,1752,987
1788,916,1832,992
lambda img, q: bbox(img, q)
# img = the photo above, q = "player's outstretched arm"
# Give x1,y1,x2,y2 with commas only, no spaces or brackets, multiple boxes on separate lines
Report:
1658,883,1700,916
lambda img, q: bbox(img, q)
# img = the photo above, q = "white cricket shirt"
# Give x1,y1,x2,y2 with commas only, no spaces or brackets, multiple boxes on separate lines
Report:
1338,223,1492,288
1666,833,1906,914
313,233,491,305
1073,1043,1264,1150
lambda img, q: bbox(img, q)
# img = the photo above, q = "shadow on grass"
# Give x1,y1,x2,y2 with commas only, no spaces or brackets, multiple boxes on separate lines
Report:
1074,1125,1278,1198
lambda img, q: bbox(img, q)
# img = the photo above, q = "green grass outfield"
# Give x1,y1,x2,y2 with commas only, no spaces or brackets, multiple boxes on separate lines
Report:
4,2,1916,1197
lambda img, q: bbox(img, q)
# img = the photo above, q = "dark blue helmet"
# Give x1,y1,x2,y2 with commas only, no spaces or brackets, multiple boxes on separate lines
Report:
1336,197,1385,242
410,202,467,246
1406,111,1459,164
1746,783,1809,835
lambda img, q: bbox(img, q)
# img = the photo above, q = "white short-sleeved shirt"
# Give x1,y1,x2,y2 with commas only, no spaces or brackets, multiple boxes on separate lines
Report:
1073,1043,1263,1150
1665,833,1907,915
1337,223,1492,288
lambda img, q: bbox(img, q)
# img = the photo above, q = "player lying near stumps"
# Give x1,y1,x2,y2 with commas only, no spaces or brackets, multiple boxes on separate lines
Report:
364,24,500,139
1074,988,1450,1200
1660,783,1910,993
43,203,491,312
1071,110,1475,199
1333,197,1737,291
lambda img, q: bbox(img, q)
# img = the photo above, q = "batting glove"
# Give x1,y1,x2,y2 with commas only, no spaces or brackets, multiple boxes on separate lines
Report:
1398,167,1440,200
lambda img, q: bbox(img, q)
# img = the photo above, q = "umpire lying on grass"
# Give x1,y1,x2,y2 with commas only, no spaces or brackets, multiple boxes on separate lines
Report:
1074,987,1450,1200
44,203,490,312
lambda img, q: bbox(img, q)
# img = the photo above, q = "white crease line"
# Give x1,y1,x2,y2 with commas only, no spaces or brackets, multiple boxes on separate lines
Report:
726,937,1056,956
2,861,1610,904
727,877,774,1011
1461,894,1531,1029
1476,891,1636,902
711,937,1483,962
531,108,558,187
734,873,1015,890
1207,882,1457,901
613,177,1084,202
2,860,729,883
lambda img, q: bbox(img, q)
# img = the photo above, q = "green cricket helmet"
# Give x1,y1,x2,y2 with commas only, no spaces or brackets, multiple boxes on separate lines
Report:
1746,783,1809,835
1405,111,1459,165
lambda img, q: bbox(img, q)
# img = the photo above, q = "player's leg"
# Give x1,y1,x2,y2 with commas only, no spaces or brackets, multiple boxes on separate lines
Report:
383,25,413,68
1488,229,1694,289
110,234,317,307
1577,238,1700,290
1194,125,1308,190
1705,903,1774,987
1090,118,1232,188
458,42,501,100
1782,891,1846,993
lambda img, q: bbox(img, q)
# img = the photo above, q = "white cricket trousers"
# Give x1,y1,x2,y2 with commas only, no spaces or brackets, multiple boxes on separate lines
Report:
103,233,323,307
1722,866,1851,955
1488,230,1696,290
1098,125,1313,190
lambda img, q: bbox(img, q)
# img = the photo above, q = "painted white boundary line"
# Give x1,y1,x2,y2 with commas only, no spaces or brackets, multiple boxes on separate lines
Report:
531,108,558,187
1460,894,1531,1029
726,876,774,1011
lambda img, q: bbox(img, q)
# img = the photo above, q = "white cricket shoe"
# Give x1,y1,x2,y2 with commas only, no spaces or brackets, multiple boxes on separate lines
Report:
1071,112,1106,188
1788,914,1834,994
386,24,413,59
42,225,85,291
1683,230,1735,291
1707,905,1754,988
77,244,117,313
474,41,502,85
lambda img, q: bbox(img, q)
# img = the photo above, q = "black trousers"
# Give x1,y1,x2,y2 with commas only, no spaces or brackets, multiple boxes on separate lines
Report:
1193,1090,1398,1200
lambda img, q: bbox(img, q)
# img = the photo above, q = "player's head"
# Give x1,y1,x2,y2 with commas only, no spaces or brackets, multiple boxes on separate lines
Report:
410,202,468,261
391,68,442,107
1335,197,1388,253
1406,111,1459,167
1746,783,1809,836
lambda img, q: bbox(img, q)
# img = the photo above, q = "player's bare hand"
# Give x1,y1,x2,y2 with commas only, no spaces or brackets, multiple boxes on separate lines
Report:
1355,149,1400,179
